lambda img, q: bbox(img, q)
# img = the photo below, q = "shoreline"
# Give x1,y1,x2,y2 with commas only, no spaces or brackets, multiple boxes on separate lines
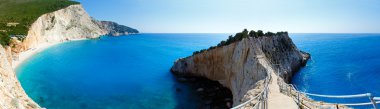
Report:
12,38,88,69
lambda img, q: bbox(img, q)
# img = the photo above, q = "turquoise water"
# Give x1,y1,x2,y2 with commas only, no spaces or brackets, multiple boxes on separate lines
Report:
17,33,380,109
16,34,228,109
291,34,380,108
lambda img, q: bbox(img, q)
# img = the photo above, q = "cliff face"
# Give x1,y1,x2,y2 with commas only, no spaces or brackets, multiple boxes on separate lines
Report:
97,21,139,36
13,4,138,53
0,45,39,109
171,33,309,106
20,4,106,51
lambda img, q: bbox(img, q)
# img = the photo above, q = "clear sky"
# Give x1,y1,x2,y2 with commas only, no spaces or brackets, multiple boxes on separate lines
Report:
76,0,380,33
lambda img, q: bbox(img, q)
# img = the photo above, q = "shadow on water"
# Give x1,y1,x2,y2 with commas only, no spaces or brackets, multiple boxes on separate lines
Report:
172,74,233,109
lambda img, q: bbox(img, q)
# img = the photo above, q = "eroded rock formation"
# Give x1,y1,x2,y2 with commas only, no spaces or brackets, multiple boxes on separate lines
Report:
0,45,39,109
12,4,137,53
171,33,310,107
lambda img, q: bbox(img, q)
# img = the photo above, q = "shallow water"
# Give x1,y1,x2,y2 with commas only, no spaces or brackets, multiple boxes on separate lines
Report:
16,34,228,109
291,33,380,108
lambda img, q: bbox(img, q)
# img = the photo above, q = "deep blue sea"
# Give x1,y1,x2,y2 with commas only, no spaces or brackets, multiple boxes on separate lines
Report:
291,34,380,108
16,33,380,109
16,34,228,109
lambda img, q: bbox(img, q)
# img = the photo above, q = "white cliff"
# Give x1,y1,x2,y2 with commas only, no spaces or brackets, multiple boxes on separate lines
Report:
171,33,310,107
0,45,39,109
19,4,106,51
13,4,138,53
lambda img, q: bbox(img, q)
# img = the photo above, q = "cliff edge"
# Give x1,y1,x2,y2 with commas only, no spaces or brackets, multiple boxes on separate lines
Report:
12,4,138,53
171,31,310,108
0,45,39,109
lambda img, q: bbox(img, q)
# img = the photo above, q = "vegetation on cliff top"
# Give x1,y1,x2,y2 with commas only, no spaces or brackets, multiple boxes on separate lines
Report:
0,32,10,46
193,29,287,55
0,0,79,46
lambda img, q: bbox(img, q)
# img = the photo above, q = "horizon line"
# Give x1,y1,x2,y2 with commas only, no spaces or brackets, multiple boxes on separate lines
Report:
137,32,380,34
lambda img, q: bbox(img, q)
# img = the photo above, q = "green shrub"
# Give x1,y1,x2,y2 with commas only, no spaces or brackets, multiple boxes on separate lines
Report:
257,30,264,36
226,35,233,45
217,41,226,47
265,32,275,36
209,46,216,50
242,29,249,38
235,33,243,41
0,0,79,37
276,31,288,35
249,30,256,37
0,32,10,46
192,29,286,55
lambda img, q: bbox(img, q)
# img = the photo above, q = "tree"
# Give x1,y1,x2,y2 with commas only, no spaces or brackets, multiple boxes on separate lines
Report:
193,29,283,55
276,31,288,35
226,35,233,45
242,29,249,38
249,30,256,37
265,32,275,36
235,33,243,41
257,30,264,36
0,32,10,46
218,40,226,47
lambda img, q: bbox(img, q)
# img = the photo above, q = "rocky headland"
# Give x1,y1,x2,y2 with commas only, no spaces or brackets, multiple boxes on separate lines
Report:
97,21,139,36
11,4,138,54
171,30,310,108
0,4,138,109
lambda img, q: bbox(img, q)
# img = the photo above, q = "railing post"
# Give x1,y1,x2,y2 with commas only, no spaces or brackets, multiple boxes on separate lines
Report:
297,91,300,109
263,88,266,109
266,85,269,109
258,96,262,109
289,86,291,96
367,93,379,109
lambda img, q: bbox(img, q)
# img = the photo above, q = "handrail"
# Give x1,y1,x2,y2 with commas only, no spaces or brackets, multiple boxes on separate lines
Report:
374,97,380,101
300,92,369,98
273,63,380,109
231,75,270,109
342,101,380,106
230,88,264,109
230,61,272,109
299,103,312,109
282,82,380,109
301,97,380,106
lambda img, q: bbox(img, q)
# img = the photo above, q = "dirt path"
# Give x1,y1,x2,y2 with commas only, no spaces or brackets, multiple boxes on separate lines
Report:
257,56,298,109
267,72,298,109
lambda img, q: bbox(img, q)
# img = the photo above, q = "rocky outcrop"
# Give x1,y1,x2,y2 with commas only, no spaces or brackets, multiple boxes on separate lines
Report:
171,33,310,107
97,21,139,36
0,45,39,109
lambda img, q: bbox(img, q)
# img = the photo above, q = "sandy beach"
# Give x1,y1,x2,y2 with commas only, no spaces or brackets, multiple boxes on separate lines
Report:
12,38,87,69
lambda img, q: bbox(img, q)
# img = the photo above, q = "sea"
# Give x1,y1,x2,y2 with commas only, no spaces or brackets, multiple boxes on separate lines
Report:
16,33,380,109
291,33,380,109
